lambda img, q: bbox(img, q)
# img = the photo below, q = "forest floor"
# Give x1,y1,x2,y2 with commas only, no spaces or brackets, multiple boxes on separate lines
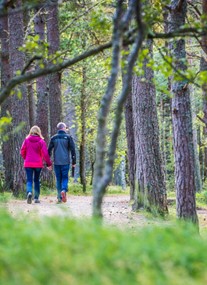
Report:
5,194,207,233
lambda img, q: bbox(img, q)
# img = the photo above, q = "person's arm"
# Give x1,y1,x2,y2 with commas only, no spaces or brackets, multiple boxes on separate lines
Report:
20,140,26,159
41,141,52,167
69,136,76,166
48,138,54,157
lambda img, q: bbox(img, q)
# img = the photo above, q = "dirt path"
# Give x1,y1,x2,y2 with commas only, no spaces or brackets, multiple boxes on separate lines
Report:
5,194,207,230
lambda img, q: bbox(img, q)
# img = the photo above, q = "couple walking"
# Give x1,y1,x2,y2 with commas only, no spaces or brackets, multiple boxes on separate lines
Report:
20,122,76,204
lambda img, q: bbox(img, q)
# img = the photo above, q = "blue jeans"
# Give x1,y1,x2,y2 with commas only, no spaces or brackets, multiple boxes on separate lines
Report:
25,168,42,199
54,164,70,199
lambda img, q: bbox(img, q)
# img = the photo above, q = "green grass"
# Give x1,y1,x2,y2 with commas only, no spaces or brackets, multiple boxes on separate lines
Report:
196,191,207,208
0,210,207,285
40,183,129,196
0,192,12,203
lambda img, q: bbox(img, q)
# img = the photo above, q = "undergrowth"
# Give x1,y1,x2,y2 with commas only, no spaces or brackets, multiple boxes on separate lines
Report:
0,210,207,285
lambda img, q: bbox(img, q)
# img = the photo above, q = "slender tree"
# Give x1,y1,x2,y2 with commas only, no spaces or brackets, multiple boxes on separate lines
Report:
124,81,135,200
79,64,87,192
93,0,145,217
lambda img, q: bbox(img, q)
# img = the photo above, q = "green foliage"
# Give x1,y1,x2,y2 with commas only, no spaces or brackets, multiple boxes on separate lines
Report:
0,114,12,141
0,210,207,285
196,191,207,207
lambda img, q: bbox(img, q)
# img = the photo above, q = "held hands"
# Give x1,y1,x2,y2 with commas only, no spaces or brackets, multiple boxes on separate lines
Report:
47,166,52,171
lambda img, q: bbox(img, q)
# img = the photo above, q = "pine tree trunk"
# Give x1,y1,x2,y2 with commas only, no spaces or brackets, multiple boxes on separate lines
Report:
46,0,62,136
169,0,198,223
200,0,207,181
0,8,13,190
8,0,30,195
24,8,35,127
132,40,168,215
34,7,49,143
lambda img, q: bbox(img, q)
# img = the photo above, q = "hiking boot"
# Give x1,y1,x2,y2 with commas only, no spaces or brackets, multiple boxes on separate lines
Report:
34,199,40,203
27,192,32,204
61,190,67,203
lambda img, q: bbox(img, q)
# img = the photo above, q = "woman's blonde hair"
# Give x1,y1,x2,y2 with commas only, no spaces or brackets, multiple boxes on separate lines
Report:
27,125,44,139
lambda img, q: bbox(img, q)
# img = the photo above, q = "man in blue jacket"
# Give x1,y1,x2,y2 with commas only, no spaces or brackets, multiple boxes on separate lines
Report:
48,122,76,203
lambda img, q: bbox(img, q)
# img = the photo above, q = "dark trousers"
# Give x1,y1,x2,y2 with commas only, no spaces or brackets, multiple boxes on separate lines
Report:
54,164,70,199
25,167,42,199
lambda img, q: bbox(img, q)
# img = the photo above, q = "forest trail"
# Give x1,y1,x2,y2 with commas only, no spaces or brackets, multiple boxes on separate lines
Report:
5,194,207,231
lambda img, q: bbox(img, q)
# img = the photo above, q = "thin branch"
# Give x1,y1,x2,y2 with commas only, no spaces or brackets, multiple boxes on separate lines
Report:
1,22,207,104
187,0,201,17
197,115,207,126
0,41,111,104
156,44,201,89
60,1,101,34
149,26,207,39
21,55,42,75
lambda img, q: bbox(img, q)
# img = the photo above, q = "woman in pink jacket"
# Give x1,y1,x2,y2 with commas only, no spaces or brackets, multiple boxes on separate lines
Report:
20,126,52,204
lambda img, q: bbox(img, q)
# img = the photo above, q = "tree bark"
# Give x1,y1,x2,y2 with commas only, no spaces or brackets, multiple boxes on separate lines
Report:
169,0,198,223
132,39,168,215
8,0,30,195
0,8,13,190
46,0,62,136
200,0,207,181
34,7,49,142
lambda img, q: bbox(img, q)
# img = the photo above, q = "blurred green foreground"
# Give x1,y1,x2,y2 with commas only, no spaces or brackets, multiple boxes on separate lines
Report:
0,210,207,285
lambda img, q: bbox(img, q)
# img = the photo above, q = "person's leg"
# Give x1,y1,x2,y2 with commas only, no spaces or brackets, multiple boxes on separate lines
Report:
25,168,33,204
34,168,42,202
54,165,62,201
61,164,70,202
61,164,70,192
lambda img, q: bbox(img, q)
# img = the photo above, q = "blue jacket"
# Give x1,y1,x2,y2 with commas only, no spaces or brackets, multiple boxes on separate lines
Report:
48,130,76,165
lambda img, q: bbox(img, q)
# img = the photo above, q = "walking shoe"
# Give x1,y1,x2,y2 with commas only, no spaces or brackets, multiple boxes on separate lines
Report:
34,199,40,203
61,190,67,203
27,192,32,204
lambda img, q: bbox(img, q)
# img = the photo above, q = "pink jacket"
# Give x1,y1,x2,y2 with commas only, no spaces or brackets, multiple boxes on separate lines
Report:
20,135,52,168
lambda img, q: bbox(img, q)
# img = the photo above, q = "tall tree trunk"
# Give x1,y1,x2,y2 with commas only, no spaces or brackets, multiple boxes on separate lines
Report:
24,7,35,127
132,40,168,215
34,5,54,186
64,84,78,181
124,87,135,200
197,126,204,181
28,82,35,127
200,0,207,181
34,7,49,142
169,0,198,223
80,65,87,192
0,8,13,190
46,0,62,136
8,0,30,195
